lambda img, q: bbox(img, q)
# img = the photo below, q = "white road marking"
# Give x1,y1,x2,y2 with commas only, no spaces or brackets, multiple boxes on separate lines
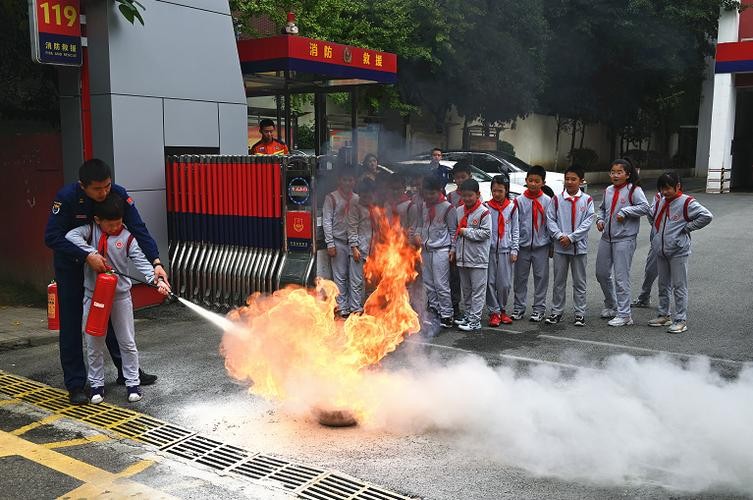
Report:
537,334,747,366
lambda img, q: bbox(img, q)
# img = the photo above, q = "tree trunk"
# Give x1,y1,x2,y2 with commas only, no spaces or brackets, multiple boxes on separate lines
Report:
579,122,586,149
554,114,561,170
570,119,577,165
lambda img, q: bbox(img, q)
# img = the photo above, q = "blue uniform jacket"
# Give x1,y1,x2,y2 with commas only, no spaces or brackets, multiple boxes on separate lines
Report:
44,183,159,264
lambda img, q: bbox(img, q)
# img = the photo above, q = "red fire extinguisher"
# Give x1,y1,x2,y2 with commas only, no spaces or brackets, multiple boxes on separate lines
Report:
85,271,118,337
47,281,59,331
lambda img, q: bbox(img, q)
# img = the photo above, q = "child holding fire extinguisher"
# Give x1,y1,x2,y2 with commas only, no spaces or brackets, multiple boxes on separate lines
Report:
66,193,170,404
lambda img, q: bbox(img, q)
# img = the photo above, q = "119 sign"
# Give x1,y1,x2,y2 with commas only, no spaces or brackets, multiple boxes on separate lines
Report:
29,0,82,66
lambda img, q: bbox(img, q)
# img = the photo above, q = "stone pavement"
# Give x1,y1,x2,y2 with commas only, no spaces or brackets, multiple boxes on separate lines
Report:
0,306,56,351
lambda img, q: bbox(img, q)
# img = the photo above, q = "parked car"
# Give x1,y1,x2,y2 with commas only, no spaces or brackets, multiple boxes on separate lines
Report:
413,151,587,194
386,160,526,201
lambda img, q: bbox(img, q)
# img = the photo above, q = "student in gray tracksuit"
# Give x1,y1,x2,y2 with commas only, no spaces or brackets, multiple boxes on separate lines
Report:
512,165,552,322
347,181,377,314
451,179,491,331
323,170,358,317
448,163,473,320
545,166,595,325
595,159,650,326
633,191,662,307
645,172,712,333
415,176,458,326
65,193,169,404
485,175,519,327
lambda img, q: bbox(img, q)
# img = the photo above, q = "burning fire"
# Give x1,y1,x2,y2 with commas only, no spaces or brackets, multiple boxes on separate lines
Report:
221,208,421,421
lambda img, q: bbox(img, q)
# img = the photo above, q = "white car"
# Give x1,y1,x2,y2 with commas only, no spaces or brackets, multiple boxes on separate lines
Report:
390,160,525,202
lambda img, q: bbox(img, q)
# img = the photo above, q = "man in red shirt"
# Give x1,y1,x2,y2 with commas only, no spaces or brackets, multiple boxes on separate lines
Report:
250,119,289,155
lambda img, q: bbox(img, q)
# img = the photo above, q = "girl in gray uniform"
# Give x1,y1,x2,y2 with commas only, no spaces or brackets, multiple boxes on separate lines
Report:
596,159,650,327
347,180,377,314
545,165,595,326
486,174,519,327
66,194,170,404
646,172,712,333
451,179,492,332
322,169,358,318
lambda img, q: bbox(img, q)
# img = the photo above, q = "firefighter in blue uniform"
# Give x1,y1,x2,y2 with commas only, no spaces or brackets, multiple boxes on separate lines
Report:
45,159,169,404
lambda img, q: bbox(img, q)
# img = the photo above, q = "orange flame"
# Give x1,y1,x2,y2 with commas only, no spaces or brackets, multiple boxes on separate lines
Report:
220,208,421,418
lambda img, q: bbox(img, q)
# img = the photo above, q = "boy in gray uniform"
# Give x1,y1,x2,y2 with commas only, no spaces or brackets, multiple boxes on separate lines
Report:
322,169,358,317
486,174,519,327
347,180,377,314
545,165,595,326
66,194,170,404
415,176,458,328
645,172,712,333
451,179,491,332
512,165,553,322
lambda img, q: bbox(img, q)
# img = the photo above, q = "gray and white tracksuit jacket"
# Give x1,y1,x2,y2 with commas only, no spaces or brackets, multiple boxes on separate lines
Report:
546,190,595,255
512,191,552,315
416,200,458,251
323,190,359,248
597,183,650,242
649,194,712,258
65,223,153,388
486,200,519,315
384,199,411,230
453,203,492,268
515,192,553,249
416,200,458,319
347,202,376,312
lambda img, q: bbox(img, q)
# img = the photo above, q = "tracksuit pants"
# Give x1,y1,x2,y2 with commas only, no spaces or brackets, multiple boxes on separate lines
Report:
450,262,461,317
422,248,453,319
551,252,588,316
637,244,658,303
595,238,637,318
657,254,689,322
54,256,125,391
486,251,513,315
513,246,550,314
349,255,365,313
330,239,351,313
82,294,140,388
459,267,487,324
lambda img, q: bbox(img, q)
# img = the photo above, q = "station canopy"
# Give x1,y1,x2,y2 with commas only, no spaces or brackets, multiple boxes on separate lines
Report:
237,35,398,96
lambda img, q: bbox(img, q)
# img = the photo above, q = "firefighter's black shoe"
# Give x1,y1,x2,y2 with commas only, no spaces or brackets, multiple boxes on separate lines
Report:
117,369,157,386
68,387,89,405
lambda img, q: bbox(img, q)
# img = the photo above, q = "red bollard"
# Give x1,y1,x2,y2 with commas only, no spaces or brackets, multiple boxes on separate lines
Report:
47,281,59,331
85,272,118,336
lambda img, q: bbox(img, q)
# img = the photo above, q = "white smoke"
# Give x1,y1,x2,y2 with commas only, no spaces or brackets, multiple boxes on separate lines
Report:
317,353,753,495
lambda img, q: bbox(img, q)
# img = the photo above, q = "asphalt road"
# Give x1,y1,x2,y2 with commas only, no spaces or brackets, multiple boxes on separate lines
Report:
1,190,753,499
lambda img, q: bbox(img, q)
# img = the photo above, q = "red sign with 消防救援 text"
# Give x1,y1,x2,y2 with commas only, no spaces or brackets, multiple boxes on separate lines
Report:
30,0,82,66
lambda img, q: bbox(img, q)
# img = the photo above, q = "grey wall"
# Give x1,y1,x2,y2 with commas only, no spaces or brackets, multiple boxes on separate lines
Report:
61,0,247,265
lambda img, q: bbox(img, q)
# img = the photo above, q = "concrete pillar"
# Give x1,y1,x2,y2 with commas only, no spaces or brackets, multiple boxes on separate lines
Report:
706,8,740,193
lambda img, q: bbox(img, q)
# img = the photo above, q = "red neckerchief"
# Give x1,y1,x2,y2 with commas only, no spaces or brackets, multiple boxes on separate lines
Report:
487,198,511,240
609,183,627,220
564,192,581,232
523,189,545,232
96,226,124,258
427,193,447,223
456,199,482,237
654,191,683,231
339,188,354,214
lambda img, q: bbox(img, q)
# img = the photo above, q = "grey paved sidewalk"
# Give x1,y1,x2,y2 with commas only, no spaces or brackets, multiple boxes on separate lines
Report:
0,306,57,350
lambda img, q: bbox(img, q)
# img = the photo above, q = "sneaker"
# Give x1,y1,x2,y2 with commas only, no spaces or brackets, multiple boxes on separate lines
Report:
529,312,545,322
510,310,525,321
544,313,562,324
631,298,650,308
453,315,468,326
127,385,143,402
600,308,616,319
117,369,157,386
573,314,586,327
667,321,688,334
68,387,88,405
608,316,634,327
440,317,454,328
488,313,502,327
90,386,105,404
458,320,481,332
648,316,672,327
339,311,350,319
499,312,514,325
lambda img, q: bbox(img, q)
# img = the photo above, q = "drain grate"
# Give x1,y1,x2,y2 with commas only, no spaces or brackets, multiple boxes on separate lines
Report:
0,370,414,499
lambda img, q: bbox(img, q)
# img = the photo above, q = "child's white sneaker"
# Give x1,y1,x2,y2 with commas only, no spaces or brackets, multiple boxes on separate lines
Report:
600,308,616,319
510,310,525,320
667,321,688,334
127,386,142,402
90,386,104,404
648,316,672,327
607,316,633,327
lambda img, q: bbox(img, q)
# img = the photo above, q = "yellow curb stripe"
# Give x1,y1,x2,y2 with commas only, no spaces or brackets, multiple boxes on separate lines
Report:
42,434,112,449
0,398,18,406
10,414,63,436
117,459,156,478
